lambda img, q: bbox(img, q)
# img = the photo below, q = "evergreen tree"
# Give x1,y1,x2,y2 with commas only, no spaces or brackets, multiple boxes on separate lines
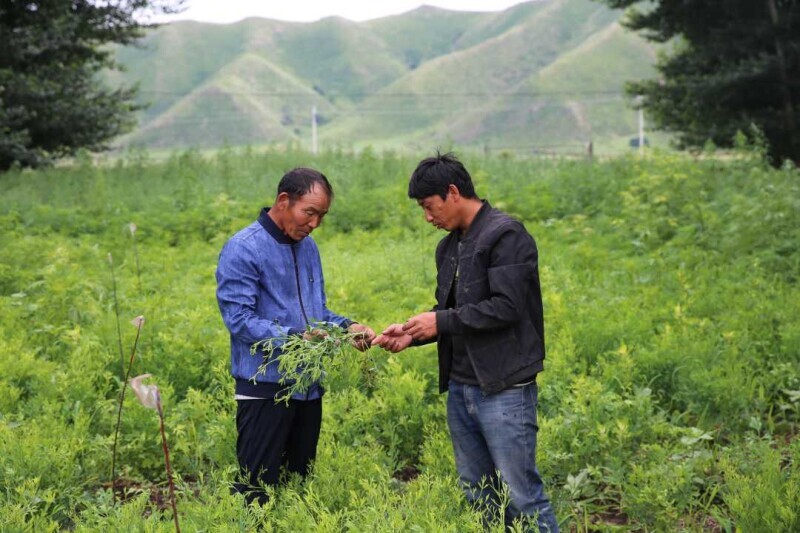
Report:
0,1,182,170
600,0,799,165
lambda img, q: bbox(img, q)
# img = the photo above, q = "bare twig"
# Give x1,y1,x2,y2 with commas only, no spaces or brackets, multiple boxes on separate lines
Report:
111,315,145,505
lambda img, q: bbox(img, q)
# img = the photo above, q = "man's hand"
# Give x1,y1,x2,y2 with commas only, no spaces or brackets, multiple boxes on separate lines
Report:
371,324,414,353
402,312,437,341
303,328,329,341
348,323,376,352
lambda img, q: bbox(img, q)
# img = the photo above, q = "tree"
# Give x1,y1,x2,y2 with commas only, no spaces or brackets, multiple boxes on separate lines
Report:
0,1,183,171
599,0,800,165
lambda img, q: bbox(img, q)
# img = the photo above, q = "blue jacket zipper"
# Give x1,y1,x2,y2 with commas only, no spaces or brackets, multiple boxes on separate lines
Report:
291,245,310,326
291,244,312,400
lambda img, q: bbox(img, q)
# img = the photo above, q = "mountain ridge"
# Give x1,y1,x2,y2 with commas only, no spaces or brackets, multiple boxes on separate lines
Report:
112,0,658,154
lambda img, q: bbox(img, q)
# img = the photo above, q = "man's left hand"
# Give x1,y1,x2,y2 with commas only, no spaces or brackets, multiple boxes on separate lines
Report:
402,312,437,341
348,323,376,351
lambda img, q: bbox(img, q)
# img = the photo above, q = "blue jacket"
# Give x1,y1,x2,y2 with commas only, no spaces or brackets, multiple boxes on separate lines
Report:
215,208,351,400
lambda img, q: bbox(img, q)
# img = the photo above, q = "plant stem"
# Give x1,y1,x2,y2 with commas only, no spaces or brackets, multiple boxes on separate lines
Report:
158,406,181,533
110,319,143,505
108,254,125,378
132,232,142,295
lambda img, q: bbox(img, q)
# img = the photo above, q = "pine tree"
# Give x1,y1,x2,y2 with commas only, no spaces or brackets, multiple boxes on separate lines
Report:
0,1,182,170
600,0,800,165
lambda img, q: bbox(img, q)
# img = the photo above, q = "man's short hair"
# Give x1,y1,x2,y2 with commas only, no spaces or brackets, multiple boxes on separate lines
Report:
277,167,334,201
408,151,477,200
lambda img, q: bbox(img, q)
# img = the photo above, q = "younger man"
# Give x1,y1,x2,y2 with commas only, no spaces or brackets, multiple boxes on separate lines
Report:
373,153,558,531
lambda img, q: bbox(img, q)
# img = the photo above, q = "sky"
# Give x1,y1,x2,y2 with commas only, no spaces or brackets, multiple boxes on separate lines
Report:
151,0,527,24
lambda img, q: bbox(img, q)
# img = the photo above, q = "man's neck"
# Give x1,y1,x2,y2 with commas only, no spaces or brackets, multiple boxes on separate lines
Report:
267,207,287,235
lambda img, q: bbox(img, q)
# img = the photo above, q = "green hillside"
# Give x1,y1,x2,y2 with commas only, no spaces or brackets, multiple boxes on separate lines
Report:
272,17,409,99
129,54,329,148
364,7,484,68
112,0,658,153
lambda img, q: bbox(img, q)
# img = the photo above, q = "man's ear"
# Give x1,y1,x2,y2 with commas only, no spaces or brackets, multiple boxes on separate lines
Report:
447,184,461,201
274,192,291,210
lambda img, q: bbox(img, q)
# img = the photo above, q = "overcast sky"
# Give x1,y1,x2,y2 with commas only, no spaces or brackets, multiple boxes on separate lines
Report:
152,0,527,24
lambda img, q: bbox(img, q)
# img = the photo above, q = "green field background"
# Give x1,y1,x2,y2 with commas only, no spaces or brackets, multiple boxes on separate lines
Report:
0,147,798,531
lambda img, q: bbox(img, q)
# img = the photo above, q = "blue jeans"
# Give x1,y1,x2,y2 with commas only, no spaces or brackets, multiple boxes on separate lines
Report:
447,380,559,532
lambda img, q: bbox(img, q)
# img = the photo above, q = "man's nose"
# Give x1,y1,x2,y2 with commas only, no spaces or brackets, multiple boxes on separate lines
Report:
309,215,321,229
425,212,433,223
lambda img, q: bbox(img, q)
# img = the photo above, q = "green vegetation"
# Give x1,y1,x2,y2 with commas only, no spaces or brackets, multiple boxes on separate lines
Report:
252,323,377,403
111,0,657,154
599,0,800,165
0,146,798,530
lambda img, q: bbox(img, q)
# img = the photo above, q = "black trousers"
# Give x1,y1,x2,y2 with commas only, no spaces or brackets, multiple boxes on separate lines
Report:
234,398,322,505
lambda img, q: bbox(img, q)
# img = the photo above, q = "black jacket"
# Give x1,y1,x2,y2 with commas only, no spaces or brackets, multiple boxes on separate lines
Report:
432,201,545,394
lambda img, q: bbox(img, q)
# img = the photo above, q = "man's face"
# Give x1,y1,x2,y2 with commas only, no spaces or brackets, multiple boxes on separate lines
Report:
417,191,457,231
275,184,331,241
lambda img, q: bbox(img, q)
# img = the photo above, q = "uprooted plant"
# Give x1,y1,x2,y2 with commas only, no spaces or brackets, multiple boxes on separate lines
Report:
251,322,377,403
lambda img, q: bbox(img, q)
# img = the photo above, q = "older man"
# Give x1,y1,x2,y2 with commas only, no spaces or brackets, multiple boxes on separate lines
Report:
216,167,374,504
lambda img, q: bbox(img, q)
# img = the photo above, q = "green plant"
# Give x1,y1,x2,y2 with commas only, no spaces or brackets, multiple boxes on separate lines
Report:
129,374,181,532
128,223,142,294
251,322,376,402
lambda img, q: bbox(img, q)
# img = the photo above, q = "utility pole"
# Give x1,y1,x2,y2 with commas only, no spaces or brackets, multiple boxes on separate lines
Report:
636,95,645,155
311,105,318,155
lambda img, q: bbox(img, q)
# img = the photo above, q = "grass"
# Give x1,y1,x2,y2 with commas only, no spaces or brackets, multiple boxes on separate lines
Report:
0,145,798,530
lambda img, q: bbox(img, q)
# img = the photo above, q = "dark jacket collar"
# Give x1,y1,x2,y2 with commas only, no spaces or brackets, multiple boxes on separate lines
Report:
459,200,491,242
258,207,295,245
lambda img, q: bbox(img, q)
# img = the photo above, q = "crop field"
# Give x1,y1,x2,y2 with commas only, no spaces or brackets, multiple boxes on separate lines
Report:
0,146,798,531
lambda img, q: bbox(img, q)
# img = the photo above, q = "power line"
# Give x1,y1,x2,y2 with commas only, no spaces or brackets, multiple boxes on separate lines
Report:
137,89,626,98
136,98,630,125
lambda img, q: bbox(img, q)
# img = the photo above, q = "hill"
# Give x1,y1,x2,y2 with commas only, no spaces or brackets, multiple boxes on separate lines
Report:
111,0,658,154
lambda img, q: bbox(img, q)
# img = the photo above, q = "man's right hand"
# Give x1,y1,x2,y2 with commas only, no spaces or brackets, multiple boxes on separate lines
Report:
371,324,413,353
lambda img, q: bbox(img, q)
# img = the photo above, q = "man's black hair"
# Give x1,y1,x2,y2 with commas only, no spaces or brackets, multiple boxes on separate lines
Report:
277,167,334,201
408,151,477,200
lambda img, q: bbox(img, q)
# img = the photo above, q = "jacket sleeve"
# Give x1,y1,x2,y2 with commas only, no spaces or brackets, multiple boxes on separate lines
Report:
215,238,298,345
435,224,537,335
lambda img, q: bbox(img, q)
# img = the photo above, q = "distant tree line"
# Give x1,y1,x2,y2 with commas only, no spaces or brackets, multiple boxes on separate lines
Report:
0,1,182,171
600,0,800,165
